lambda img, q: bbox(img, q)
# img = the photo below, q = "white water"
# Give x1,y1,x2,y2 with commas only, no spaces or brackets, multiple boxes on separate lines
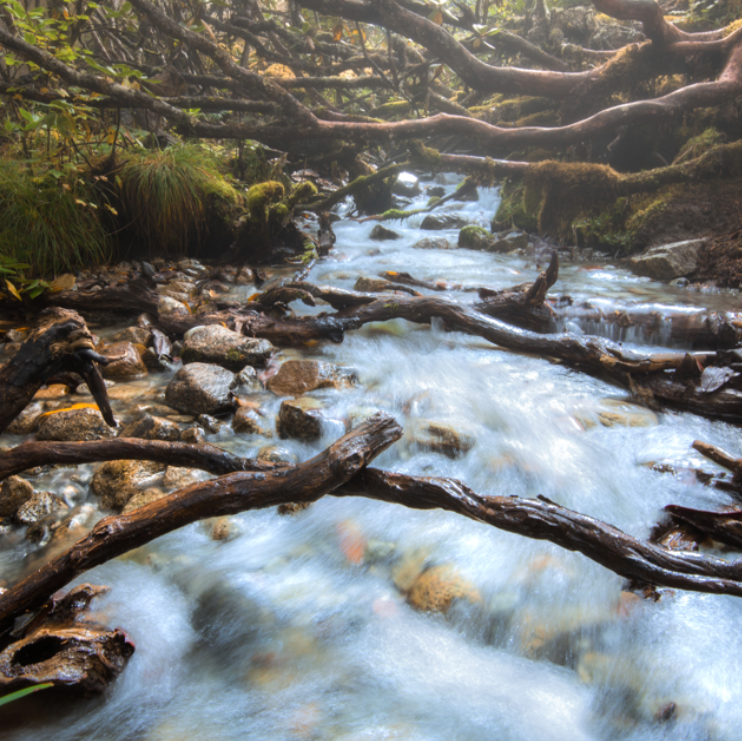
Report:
4,178,742,741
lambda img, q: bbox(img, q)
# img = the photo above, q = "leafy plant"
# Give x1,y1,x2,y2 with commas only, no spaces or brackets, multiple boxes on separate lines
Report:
0,683,53,708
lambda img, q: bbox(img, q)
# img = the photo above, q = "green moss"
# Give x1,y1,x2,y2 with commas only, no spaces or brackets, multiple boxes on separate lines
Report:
493,179,539,233
513,110,560,127
247,181,285,221
427,196,441,207
673,127,725,164
408,140,442,168
378,207,427,221
287,181,318,209
458,225,493,250
370,100,412,119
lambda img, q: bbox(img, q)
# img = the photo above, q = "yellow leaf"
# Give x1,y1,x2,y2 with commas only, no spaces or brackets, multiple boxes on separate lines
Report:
5,280,21,302
429,9,443,24
388,271,397,276
50,273,76,293
39,403,99,419
333,23,343,41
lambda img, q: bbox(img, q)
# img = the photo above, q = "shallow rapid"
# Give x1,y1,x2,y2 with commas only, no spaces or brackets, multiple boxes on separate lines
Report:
4,177,742,741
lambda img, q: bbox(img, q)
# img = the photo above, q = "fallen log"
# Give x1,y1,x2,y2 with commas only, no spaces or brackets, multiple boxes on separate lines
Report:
46,278,160,316
665,504,742,551
0,584,134,694
0,412,402,634
0,308,120,435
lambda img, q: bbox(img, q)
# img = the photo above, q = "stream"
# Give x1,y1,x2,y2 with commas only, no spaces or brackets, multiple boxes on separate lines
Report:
4,176,742,741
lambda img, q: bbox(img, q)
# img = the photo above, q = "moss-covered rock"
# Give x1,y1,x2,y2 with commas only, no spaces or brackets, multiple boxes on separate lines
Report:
458,225,494,250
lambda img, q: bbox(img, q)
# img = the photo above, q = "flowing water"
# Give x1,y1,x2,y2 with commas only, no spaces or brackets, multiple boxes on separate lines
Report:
4,177,742,740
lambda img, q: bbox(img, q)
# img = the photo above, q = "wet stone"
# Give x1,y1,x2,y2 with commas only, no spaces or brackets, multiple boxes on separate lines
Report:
266,359,356,397
235,365,262,392
15,491,67,526
197,414,228,434
158,295,190,316
122,487,168,514
36,407,115,442
233,408,273,437
111,326,153,346
412,420,476,458
165,363,237,415
182,325,274,371
370,224,401,241
163,466,206,490
490,231,529,253
458,225,495,251
427,185,446,197
392,172,421,197
277,397,324,441
257,445,297,465
630,239,705,281
6,401,44,435
407,564,481,613
354,276,393,293
210,516,240,541
420,214,468,230
101,341,148,379
181,427,205,444
142,347,175,372
117,412,181,441
0,476,34,518
92,460,163,511
411,237,454,250
33,384,69,400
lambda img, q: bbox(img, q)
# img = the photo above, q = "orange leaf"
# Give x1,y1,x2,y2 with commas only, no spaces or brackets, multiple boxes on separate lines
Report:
429,9,443,24
333,22,343,41
39,403,99,419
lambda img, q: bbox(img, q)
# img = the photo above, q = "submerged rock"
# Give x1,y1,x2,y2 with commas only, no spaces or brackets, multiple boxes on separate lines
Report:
0,476,34,518
392,172,421,197
15,490,67,526
232,408,273,436
257,445,297,464
411,237,454,250
91,460,163,511
412,420,476,458
369,224,401,241
122,487,168,514
111,326,153,346
165,363,237,415
630,239,705,281
407,565,481,613
420,214,468,230
458,225,495,251
117,412,181,441
182,325,274,371
490,231,529,253
6,401,44,435
36,407,115,442
266,359,356,397
277,397,324,441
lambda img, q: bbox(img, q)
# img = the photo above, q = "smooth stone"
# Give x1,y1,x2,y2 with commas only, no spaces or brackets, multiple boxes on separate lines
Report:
427,185,446,197
33,384,69,400
180,427,205,444
117,412,181,441
111,326,153,346
210,516,240,541
182,325,274,371
232,408,273,436
162,466,207,490
354,276,393,293
158,295,190,316
490,231,529,253
266,359,355,397
369,224,401,241
392,172,421,197
0,476,34,518
165,363,237,415
122,487,168,514
36,407,115,442
420,214,468,230
630,238,705,281
411,237,454,250
256,445,297,464
101,341,148,378
277,397,324,441
235,365,263,393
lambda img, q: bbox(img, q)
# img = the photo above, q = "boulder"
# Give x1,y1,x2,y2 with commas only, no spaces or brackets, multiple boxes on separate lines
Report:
232,408,273,436
15,491,67,526
91,460,163,511
36,407,115,442
277,397,324,441
101,341,147,378
458,225,495,251
411,237,454,250
354,276,392,293
490,231,529,253
0,476,34,518
117,412,181,441
6,401,43,435
266,359,355,397
182,325,274,371
420,214,468,230
427,185,446,198
165,363,237,415
111,326,153,346
630,239,705,281
369,224,401,241
407,564,481,613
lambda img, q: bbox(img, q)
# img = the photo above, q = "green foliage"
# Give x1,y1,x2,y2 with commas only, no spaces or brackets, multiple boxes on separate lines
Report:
0,159,111,276
115,144,242,256
0,683,54,707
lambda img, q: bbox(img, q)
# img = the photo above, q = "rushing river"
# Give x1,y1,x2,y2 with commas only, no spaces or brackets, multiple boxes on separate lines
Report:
4,177,742,741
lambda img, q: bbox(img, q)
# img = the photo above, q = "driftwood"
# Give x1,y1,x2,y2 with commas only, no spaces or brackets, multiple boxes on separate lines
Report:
0,412,402,634
0,308,120,435
4,427,742,643
665,504,742,550
473,251,559,332
0,584,134,694
47,278,160,316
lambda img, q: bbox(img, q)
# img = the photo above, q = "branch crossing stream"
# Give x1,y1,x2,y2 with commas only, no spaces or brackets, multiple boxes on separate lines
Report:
3,175,742,740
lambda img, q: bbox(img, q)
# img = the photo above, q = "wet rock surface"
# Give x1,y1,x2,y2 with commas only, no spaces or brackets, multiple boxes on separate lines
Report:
182,325,274,371
117,412,181,441
277,397,324,440
420,214,468,231
101,342,148,378
36,407,115,442
91,460,163,511
0,476,34,518
232,407,273,436
266,359,355,397
165,363,237,415
370,224,401,241
411,237,454,250
630,239,705,281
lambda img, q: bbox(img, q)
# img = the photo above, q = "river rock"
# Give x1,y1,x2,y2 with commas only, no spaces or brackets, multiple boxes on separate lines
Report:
111,326,153,346
36,407,115,442
458,225,495,250
15,491,67,526
33,384,70,400
210,516,240,541
235,365,262,392
165,363,237,415
121,487,168,514
277,397,324,441
92,460,163,511
490,231,529,253
118,412,181,441
233,408,273,436
412,420,475,458
163,466,206,490
354,276,392,293
420,214,468,230
411,237,454,250
197,414,228,434
180,426,205,444
257,445,297,464
235,266,254,285
182,325,274,371
407,564,481,613
370,224,401,241
158,295,190,316
0,476,34,518
393,172,421,197
101,341,148,379
6,401,44,435
266,359,355,397
629,239,705,281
